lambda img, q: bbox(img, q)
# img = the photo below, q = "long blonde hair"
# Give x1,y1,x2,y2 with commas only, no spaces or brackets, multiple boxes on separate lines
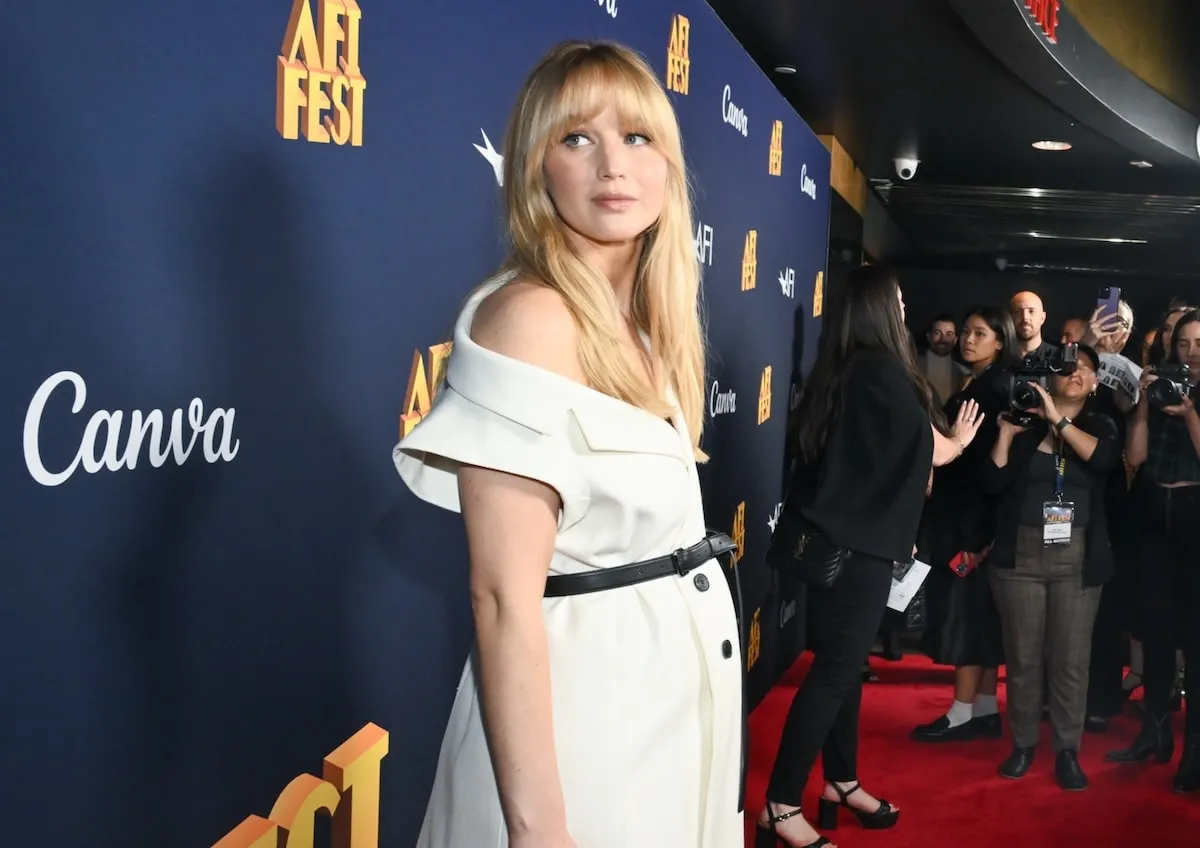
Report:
495,41,707,459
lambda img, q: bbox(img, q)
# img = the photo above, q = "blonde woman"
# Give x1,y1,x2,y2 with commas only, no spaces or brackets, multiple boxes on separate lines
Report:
394,42,742,848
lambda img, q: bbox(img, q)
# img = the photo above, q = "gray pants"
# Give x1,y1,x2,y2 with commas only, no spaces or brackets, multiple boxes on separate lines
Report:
990,527,1102,751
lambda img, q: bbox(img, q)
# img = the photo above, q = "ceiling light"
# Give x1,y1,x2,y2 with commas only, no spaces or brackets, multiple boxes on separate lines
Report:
1032,140,1072,151
774,65,797,74
1026,231,1146,244
1130,159,1154,168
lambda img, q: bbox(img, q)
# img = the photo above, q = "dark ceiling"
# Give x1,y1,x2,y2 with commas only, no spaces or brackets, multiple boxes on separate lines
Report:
706,0,1200,279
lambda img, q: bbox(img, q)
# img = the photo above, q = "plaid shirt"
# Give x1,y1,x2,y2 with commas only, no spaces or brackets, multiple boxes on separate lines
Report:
1144,408,1200,485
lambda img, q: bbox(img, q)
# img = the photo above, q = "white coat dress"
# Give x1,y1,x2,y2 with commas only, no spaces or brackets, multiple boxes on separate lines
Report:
393,274,744,848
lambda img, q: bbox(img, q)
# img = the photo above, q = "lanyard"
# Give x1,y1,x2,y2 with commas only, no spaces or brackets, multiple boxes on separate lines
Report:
1052,446,1067,502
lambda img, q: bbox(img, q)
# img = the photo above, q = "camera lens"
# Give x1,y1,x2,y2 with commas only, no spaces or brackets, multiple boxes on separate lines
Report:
1147,379,1183,408
1011,381,1040,411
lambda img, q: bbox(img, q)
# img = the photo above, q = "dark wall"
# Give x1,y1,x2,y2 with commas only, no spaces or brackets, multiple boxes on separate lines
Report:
900,268,1199,340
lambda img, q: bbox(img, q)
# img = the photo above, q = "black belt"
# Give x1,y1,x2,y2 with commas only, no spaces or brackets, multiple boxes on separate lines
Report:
543,531,737,597
541,529,747,813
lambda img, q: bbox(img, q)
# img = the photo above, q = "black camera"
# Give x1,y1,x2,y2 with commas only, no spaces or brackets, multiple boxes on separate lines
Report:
1146,364,1194,408
1002,343,1079,426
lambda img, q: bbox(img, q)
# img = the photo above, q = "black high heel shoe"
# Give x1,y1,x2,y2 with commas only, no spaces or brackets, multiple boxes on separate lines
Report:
816,783,899,831
755,803,832,848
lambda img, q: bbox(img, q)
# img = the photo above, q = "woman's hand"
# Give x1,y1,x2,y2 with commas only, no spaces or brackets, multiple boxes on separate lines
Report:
996,412,1027,437
1163,394,1196,418
949,398,985,450
1030,383,1060,421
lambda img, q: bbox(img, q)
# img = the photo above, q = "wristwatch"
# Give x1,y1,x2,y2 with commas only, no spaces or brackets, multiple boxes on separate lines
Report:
1054,416,1072,433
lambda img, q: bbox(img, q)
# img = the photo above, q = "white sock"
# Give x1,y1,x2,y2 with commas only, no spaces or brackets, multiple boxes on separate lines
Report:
945,700,974,727
974,694,998,717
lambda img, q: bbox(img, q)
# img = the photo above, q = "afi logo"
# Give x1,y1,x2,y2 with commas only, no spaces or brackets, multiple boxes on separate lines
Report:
758,366,772,425
721,85,748,137
741,230,758,291
694,222,713,266
23,371,239,487
474,130,504,186
813,270,825,318
767,501,783,533
731,501,746,565
277,0,367,146
778,267,795,298
400,342,453,438
709,380,736,416
593,0,618,17
768,120,783,176
666,14,690,95
747,608,762,670
800,163,817,200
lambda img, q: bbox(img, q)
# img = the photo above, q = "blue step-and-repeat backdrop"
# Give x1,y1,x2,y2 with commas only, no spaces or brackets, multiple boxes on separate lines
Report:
0,1,829,845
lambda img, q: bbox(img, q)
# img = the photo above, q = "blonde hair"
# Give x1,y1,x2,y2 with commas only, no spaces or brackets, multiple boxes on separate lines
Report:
494,40,707,460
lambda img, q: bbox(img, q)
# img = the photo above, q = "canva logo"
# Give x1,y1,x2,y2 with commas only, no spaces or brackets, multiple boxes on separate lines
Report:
709,380,736,416
694,221,713,266
592,0,618,18
23,371,239,487
212,723,388,848
800,163,817,200
721,85,748,137
276,0,366,146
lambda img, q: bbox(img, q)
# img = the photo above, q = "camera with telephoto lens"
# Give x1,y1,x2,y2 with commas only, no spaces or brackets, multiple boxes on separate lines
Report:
1146,364,1194,408
1001,343,1080,427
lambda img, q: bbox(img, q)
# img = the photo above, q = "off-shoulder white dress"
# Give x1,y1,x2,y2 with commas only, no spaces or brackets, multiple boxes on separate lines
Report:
394,273,743,848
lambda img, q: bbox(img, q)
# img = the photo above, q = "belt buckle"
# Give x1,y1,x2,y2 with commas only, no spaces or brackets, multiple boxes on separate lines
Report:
670,547,689,576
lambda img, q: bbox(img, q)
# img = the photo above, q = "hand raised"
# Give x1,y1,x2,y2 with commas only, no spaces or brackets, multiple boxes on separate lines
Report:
949,398,985,450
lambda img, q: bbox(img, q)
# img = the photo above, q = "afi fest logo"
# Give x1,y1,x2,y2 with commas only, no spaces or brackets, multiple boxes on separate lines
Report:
212,723,388,848
592,0,618,18
709,380,736,417
23,371,239,487
813,270,825,318
666,14,690,95
778,267,795,298
758,366,772,425
721,85,748,137
747,608,762,670
741,230,758,291
277,0,367,147
400,342,453,438
731,501,746,565
768,120,783,176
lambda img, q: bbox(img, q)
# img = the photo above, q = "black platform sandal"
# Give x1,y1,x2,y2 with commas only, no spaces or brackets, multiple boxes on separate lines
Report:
817,782,899,831
755,803,832,848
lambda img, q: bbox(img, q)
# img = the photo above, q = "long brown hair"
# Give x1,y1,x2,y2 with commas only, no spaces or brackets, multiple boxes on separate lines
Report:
794,265,945,464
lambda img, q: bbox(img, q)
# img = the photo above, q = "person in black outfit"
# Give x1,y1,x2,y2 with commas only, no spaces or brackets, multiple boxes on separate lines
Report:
757,266,985,848
1108,309,1200,793
984,344,1119,790
913,305,1019,742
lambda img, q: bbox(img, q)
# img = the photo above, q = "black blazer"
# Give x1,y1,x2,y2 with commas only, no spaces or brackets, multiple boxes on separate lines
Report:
981,409,1120,587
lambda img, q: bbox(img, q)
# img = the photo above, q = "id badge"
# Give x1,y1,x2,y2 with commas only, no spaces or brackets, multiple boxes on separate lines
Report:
1042,502,1074,546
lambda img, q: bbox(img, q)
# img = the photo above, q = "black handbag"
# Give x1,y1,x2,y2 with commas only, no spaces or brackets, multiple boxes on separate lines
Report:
765,506,850,589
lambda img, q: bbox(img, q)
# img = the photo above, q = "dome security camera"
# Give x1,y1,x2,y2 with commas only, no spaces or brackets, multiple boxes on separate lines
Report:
893,157,919,180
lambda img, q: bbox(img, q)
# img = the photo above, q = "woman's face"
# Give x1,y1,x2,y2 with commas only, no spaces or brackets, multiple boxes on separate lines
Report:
959,315,1003,366
542,105,668,248
1174,320,1200,369
1142,329,1157,366
1162,309,1188,351
1052,356,1098,400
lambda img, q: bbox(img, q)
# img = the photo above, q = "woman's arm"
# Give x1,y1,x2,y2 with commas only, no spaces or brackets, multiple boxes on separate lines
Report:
1126,376,1153,468
931,398,984,466
931,425,963,466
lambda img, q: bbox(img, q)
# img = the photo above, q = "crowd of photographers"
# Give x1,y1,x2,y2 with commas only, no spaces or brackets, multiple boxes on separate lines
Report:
909,291,1199,795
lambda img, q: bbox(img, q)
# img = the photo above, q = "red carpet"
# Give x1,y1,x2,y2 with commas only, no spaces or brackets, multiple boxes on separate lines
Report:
745,654,1199,846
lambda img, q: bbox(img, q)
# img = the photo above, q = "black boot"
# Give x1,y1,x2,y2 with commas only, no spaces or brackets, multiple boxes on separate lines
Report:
1106,712,1174,764
998,747,1034,779
1174,732,1200,793
1055,750,1088,791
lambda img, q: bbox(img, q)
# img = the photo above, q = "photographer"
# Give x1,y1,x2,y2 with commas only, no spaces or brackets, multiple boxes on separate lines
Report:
983,344,1118,790
1108,309,1200,793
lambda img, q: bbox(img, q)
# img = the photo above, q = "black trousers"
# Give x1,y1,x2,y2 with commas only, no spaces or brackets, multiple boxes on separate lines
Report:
1138,485,1200,731
767,553,894,806
1087,484,1139,718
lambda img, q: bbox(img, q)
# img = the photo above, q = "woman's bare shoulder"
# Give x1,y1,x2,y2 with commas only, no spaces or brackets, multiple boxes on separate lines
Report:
470,277,584,382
